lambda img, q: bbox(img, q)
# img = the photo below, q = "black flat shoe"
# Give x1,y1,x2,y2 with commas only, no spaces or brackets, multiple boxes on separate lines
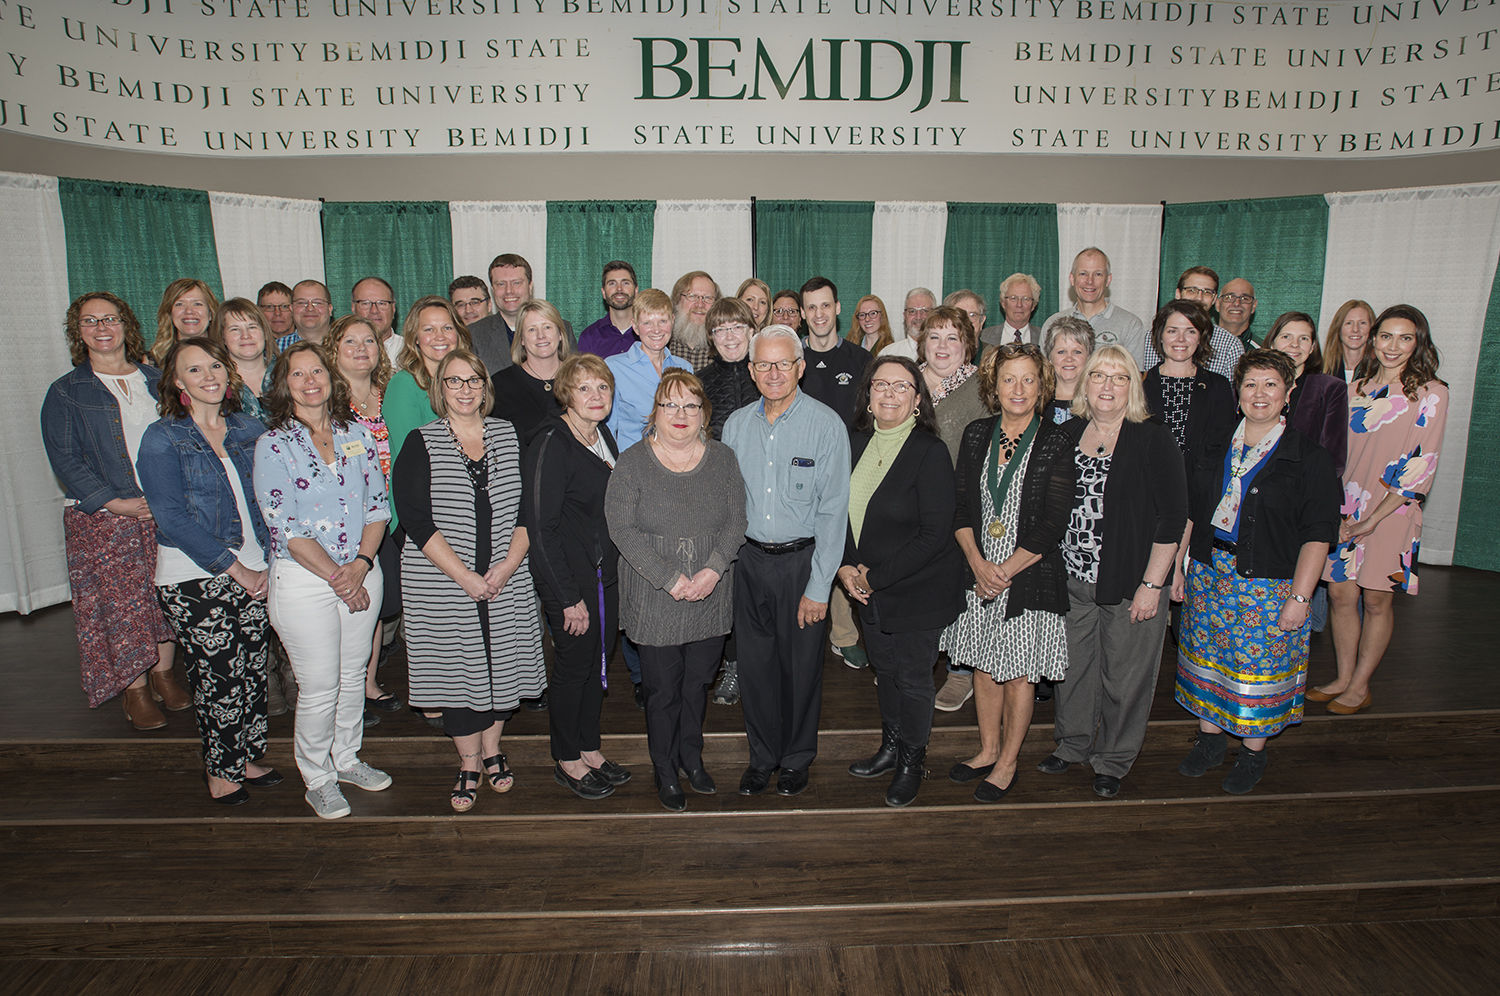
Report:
974,770,1018,803
203,771,249,806
365,692,403,713
522,691,549,712
633,682,646,711
655,768,687,812
591,759,632,786
244,768,284,787
948,761,995,784
1093,774,1121,798
738,766,772,796
776,767,809,796
554,762,615,800
680,766,716,794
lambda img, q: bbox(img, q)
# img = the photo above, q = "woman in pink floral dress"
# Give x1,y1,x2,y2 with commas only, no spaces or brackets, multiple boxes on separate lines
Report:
1313,305,1447,716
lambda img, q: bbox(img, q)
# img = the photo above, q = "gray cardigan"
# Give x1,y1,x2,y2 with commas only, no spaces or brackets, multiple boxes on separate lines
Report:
603,438,748,646
934,373,988,466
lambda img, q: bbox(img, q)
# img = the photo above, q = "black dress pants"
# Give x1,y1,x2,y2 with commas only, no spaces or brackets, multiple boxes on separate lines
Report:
540,581,618,762
638,636,726,773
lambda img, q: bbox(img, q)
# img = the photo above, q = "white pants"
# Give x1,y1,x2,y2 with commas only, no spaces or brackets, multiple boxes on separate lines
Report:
269,558,383,790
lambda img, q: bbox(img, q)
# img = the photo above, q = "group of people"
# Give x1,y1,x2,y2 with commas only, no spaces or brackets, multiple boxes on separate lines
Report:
40,244,1447,817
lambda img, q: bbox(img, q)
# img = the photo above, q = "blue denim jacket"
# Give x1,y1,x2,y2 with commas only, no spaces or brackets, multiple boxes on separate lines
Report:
137,412,270,575
41,363,163,513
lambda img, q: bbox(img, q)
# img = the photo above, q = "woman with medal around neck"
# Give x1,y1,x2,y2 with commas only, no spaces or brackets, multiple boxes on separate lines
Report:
837,356,965,808
940,344,1077,803
492,299,573,445
1041,345,1188,800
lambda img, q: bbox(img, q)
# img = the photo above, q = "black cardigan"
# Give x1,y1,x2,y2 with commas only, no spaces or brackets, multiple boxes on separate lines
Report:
1186,426,1341,579
843,427,965,633
1142,365,1235,470
953,415,1076,619
492,364,561,445
520,413,619,606
1063,417,1189,606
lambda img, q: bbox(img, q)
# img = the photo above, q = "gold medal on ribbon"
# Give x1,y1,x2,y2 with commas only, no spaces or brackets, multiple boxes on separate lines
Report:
987,520,1005,539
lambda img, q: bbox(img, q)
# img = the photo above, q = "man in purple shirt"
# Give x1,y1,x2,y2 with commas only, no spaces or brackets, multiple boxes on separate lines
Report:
576,260,640,360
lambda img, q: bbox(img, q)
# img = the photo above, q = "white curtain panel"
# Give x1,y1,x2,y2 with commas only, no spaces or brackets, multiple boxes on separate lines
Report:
651,200,753,300
871,201,947,341
0,173,76,613
449,201,550,296
1320,183,1500,565
207,192,324,301
1054,203,1164,327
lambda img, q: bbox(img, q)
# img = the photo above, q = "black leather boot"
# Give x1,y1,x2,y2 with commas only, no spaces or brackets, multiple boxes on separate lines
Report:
848,723,900,778
885,741,926,808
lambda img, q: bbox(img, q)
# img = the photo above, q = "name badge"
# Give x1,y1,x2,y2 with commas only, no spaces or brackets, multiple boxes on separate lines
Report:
340,440,367,458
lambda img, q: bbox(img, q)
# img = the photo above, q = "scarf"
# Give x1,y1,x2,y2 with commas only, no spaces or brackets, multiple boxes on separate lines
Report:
1210,417,1285,535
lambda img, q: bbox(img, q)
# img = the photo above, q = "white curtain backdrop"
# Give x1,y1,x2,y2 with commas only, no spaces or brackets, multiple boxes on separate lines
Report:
0,173,76,613
1320,182,1500,565
651,200,753,300
207,192,324,301
449,201,550,297
871,201,947,340
1054,203,1164,327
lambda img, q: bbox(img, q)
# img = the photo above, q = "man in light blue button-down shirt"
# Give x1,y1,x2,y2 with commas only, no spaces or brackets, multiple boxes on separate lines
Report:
723,326,851,798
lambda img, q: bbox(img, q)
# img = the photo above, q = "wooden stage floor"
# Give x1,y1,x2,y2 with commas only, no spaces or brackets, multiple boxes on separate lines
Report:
2,565,1497,995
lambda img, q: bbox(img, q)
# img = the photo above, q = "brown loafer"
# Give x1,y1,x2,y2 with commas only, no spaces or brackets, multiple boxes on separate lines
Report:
150,669,193,712
1304,687,1339,703
122,685,167,730
1326,692,1373,715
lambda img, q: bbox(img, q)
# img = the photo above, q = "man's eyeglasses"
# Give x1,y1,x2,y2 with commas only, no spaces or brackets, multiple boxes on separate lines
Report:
751,359,798,372
1177,286,1217,300
355,299,395,310
260,303,292,314
1220,293,1256,305
293,299,330,310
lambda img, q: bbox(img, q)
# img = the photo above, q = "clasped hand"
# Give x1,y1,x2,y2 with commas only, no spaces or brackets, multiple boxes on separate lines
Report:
327,559,371,611
668,568,721,602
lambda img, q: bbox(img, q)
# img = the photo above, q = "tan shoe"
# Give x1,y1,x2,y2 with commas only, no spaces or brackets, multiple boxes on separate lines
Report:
122,685,167,730
934,671,974,713
266,667,289,718
149,668,193,712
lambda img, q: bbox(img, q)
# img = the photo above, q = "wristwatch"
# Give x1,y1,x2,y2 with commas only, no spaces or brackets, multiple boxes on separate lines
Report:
1288,593,1309,603
1141,580,1162,590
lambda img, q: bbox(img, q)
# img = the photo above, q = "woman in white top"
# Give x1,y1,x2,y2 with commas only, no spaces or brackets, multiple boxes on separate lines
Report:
138,339,279,805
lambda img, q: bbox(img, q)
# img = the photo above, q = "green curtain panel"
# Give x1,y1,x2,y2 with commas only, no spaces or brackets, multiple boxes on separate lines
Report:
754,201,875,325
1454,259,1500,572
57,178,224,348
545,201,656,333
321,201,454,326
1159,195,1329,345
943,203,1059,326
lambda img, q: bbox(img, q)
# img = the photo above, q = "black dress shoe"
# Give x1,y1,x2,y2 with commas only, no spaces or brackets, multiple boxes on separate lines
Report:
776,767,809,796
522,691,549,712
655,768,687,812
1036,754,1072,775
554,762,615,800
633,682,646,711
1093,774,1121,798
738,766,773,796
365,692,403,713
948,761,995,784
974,769,1018,803
1034,679,1054,703
590,759,632,786
244,768,284,787
680,766,716,794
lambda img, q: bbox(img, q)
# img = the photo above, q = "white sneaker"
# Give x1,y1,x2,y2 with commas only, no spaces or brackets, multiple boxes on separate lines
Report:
336,760,393,792
306,782,352,820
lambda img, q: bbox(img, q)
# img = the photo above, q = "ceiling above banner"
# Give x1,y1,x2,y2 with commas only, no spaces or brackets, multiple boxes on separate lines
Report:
3,0,1496,158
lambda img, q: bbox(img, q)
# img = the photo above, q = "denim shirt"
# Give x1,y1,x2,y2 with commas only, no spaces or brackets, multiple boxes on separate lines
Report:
137,412,270,576
253,419,391,564
41,363,163,513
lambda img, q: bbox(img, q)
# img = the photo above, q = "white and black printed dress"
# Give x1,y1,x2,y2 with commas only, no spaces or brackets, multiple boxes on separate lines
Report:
394,418,545,712
939,440,1069,683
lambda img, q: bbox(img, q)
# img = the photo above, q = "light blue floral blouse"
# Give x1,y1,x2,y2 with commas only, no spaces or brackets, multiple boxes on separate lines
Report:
252,419,391,564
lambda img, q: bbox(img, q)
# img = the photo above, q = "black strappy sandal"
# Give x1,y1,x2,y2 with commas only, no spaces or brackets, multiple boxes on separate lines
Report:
450,769,481,812
483,753,514,794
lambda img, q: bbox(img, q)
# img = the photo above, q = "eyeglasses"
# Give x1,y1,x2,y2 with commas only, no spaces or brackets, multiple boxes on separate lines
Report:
355,299,395,310
79,315,123,328
855,310,882,321
658,401,703,416
904,307,932,318
681,293,716,304
712,323,750,337
966,311,986,324
1001,295,1036,306
442,375,486,389
751,359,798,372
771,307,800,319
870,379,916,395
1087,371,1133,386
293,298,330,309
260,303,292,314
1177,286,1217,299
1220,293,1256,305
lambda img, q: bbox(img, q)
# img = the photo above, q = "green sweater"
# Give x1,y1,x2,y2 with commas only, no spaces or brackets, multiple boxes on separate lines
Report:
848,415,916,545
382,369,438,530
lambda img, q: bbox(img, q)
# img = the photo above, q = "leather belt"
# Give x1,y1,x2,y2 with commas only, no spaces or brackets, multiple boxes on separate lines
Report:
745,536,815,555
1212,537,1238,554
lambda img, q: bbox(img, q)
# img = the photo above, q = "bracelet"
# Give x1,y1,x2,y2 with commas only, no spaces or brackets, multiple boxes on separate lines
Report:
1140,580,1162,590
354,554,375,569
1288,593,1309,604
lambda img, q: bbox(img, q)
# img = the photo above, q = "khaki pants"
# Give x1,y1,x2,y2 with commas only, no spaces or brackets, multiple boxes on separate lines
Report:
828,587,860,648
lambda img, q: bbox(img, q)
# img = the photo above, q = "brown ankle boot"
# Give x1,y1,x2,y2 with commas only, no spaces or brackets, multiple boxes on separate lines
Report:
123,685,167,730
149,669,192,712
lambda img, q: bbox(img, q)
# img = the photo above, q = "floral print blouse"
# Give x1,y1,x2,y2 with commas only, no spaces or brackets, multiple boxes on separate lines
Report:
252,419,391,564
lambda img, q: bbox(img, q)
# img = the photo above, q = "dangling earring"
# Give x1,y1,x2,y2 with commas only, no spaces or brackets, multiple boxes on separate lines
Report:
180,389,191,407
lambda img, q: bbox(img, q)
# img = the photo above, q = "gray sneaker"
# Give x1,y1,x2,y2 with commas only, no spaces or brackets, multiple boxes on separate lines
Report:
336,760,393,792
712,661,740,706
306,782,351,820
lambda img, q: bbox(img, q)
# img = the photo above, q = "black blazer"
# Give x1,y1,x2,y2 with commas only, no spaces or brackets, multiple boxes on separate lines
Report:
1287,370,1349,478
843,427,965,633
953,415,1076,619
1142,365,1235,469
521,413,619,607
1186,426,1341,579
1063,417,1189,606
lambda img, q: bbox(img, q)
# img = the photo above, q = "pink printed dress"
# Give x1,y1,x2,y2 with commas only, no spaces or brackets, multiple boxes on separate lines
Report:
1323,379,1447,594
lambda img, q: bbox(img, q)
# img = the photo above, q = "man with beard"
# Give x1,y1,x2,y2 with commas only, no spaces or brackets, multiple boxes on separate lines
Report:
577,260,640,359
669,270,720,372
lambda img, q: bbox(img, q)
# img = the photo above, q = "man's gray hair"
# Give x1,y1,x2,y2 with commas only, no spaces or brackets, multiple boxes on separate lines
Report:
904,287,937,306
749,324,804,362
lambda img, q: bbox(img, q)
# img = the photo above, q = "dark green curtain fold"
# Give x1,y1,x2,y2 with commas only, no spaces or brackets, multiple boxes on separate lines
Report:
321,201,454,323
943,203,1059,324
57,178,223,348
544,201,656,332
1454,256,1500,572
754,201,875,324
1159,195,1328,345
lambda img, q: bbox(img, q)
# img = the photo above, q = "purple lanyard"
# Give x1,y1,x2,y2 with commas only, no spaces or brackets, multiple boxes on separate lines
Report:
596,565,608,690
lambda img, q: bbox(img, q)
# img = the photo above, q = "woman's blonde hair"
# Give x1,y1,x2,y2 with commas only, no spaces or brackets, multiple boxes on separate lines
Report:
323,314,393,394
151,278,220,364
1071,345,1150,422
512,299,575,366
397,295,474,389
427,349,495,418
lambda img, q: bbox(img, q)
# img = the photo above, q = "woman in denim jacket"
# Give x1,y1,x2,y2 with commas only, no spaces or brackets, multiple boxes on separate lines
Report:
138,338,281,805
40,292,185,731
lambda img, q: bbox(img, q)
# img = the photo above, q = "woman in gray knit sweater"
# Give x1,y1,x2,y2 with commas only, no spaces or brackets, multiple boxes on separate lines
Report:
604,370,747,812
